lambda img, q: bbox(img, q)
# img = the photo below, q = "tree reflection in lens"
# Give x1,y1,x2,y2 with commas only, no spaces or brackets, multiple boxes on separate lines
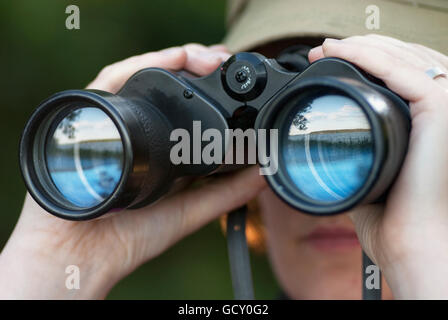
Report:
46,107,124,208
283,94,374,203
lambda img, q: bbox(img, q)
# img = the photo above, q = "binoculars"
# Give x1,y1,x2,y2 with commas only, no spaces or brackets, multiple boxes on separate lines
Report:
19,52,411,220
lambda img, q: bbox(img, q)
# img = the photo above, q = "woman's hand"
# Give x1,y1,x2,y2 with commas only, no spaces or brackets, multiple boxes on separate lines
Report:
0,44,267,299
309,34,448,299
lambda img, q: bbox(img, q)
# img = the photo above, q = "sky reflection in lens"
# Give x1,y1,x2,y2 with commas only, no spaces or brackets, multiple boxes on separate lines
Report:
283,94,374,203
46,107,124,208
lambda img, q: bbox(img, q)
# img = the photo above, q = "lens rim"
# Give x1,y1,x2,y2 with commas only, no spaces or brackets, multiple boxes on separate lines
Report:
255,77,386,215
44,106,125,209
276,88,375,205
20,90,134,220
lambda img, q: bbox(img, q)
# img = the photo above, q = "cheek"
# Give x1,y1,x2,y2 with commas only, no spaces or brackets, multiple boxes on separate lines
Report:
258,188,310,242
257,188,314,266
257,189,386,299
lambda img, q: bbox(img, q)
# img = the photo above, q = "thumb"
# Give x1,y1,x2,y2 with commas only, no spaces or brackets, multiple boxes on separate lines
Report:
348,204,384,264
122,166,267,262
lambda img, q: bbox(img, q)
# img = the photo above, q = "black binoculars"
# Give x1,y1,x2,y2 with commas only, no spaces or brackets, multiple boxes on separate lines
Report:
19,52,411,220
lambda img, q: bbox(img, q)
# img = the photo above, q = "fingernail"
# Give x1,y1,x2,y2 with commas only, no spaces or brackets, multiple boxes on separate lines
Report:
323,38,342,45
200,51,230,62
308,46,320,55
217,52,232,61
209,44,228,51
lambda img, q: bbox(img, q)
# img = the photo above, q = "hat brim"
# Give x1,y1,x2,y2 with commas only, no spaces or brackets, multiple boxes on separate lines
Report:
223,0,448,55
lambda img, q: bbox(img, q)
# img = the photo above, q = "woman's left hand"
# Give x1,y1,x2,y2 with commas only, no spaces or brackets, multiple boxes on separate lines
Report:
309,34,448,299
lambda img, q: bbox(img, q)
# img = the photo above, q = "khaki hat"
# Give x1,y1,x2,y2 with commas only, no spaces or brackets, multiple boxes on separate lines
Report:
223,0,448,55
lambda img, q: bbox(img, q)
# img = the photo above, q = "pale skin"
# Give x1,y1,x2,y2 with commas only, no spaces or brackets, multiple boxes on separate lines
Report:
0,35,447,299
309,35,448,299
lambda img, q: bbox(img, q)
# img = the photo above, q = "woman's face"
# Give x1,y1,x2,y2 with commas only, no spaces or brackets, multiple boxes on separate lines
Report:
258,188,393,299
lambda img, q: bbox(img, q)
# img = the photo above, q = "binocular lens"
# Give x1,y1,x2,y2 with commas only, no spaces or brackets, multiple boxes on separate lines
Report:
45,107,124,208
282,92,374,203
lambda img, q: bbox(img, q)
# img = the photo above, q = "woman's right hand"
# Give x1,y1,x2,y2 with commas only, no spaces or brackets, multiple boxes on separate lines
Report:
309,35,448,299
0,44,267,299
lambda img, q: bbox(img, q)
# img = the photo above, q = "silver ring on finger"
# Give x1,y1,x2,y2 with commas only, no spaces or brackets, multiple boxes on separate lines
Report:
425,66,447,80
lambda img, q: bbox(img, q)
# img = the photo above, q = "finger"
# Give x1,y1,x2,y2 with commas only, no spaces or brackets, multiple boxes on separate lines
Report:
364,35,448,86
336,37,448,91
183,44,231,76
347,204,384,265
209,44,230,53
335,35,448,89
365,34,416,53
365,34,448,72
342,35,431,71
310,37,448,91
310,35,443,73
125,166,267,260
365,34,407,45
87,46,187,93
184,42,212,53
435,76,448,89
429,69,448,89
308,42,326,63
410,43,448,70
184,43,229,57
318,38,438,103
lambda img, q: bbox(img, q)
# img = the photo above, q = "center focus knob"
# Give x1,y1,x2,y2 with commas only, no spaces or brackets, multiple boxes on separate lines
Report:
235,69,248,83
221,52,267,102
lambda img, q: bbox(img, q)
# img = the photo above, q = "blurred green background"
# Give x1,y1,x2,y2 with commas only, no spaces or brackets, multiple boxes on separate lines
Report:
0,0,279,299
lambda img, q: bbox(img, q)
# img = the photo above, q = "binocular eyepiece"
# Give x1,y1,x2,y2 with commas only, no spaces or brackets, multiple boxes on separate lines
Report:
20,52,411,220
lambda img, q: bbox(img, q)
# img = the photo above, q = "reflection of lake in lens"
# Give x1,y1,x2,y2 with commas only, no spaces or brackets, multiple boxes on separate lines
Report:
46,107,124,208
282,93,374,203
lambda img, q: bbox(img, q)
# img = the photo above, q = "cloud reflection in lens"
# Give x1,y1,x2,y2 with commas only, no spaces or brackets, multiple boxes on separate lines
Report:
283,93,374,203
46,107,124,209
